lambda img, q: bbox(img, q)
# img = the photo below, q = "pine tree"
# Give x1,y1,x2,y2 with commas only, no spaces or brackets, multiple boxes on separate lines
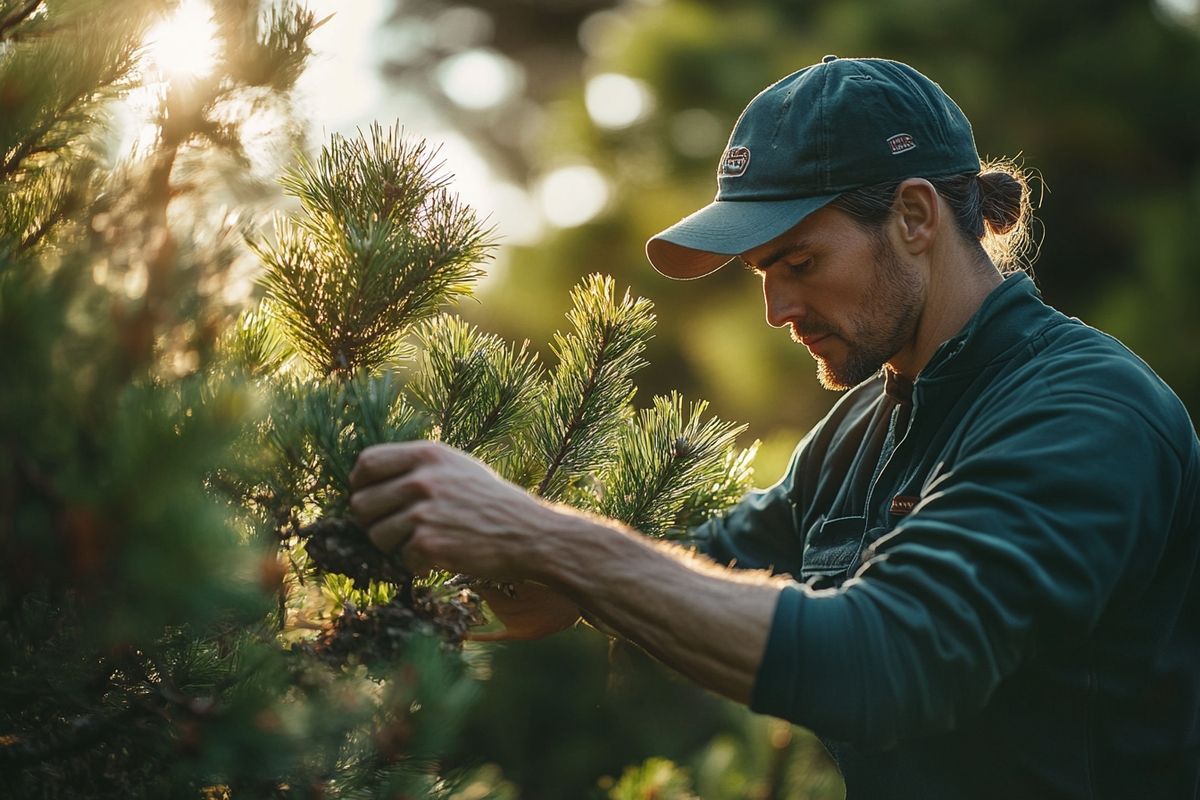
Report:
1,3,758,797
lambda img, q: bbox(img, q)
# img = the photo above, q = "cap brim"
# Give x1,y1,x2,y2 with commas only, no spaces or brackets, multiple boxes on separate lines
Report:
646,194,840,279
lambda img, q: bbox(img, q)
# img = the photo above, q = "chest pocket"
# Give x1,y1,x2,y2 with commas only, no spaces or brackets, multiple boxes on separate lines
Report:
800,515,866,589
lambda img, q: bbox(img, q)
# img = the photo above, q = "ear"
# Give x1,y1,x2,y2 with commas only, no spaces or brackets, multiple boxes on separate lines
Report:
890,178,939,256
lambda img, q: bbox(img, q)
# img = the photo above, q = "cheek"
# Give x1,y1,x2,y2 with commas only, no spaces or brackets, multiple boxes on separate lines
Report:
813,277,868,328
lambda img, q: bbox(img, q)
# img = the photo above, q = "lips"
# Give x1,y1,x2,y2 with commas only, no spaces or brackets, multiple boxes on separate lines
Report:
798,333,831,348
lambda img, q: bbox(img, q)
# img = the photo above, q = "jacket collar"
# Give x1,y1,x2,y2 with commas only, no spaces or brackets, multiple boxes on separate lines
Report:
915,272,1058,389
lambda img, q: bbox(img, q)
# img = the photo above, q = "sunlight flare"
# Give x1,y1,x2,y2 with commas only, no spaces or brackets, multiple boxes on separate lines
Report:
144,0,220,81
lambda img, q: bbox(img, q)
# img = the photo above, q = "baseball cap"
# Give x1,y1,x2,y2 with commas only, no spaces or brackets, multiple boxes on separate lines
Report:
645,56,981,279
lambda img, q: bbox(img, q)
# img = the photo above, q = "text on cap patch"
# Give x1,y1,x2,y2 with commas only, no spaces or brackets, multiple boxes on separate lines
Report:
720,146,751,177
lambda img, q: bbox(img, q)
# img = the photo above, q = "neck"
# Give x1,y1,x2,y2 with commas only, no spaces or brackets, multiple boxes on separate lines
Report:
888,251,1002,379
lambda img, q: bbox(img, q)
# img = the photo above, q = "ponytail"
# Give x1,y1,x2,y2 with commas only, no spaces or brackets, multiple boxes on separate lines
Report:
829,157,1040,274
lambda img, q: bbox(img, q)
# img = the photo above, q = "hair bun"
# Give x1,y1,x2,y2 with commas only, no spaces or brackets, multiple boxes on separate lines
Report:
977,171,1024,235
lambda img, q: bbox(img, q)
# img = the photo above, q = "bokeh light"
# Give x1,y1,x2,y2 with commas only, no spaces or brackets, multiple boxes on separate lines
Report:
436,49,525,111
1157,0,1199,18
431,5,494,51
537,165,610,228
585,73,655,129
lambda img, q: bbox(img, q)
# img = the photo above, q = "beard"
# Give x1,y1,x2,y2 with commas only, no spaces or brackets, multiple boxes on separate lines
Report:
794,237,923,391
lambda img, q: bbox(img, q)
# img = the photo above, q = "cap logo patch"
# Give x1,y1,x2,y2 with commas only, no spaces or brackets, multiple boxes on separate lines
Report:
887,133,917,155
719,146,751,177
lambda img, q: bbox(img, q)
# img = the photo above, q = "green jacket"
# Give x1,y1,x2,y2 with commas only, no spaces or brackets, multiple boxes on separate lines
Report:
693,273,1200,798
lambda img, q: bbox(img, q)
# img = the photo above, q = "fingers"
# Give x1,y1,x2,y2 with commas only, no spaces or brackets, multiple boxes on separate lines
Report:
366,506,421,554
350,441,443,490
349,472,427,528
349,443,441,555
398,534,436,576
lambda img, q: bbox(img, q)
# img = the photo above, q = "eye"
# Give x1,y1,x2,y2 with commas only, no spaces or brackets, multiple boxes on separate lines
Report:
787,258,814,275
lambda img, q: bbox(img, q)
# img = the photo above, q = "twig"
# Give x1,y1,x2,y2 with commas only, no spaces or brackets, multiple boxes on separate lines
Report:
19,198,71,251
536,322,613,496
0,0,42,41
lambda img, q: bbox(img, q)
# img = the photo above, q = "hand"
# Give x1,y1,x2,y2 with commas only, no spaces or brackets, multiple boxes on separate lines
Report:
468,581,581,642
349,441,552,580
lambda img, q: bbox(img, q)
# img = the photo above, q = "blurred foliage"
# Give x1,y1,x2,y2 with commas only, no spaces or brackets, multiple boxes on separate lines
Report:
606,756,698,799
1,0,763,791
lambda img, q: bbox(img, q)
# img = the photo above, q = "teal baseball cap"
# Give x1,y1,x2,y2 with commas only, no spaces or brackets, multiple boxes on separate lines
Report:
646,56,982,279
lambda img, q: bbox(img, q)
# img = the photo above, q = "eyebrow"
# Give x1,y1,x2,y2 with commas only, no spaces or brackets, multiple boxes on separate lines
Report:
746,237,816,271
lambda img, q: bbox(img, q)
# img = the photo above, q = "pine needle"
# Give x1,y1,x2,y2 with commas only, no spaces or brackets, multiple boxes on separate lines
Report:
598,392,748,537
254,123,496,377
408,314,542,462
530,274,655,500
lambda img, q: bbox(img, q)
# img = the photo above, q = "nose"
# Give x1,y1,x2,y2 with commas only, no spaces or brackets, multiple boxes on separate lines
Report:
762,270,802,329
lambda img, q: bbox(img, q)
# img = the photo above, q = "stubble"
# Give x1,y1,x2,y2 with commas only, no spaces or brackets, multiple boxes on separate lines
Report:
813,238,923,390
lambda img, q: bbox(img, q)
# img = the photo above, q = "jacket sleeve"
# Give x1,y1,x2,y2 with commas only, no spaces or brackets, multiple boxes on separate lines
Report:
688,483,799,575
749,389,1185,748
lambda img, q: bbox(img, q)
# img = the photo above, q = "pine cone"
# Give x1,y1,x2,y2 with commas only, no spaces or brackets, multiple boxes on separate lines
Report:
303,587,484,667
299,516,411,592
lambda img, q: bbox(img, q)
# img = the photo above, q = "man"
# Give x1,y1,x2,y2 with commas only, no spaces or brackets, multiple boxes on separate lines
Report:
348,57,1200,797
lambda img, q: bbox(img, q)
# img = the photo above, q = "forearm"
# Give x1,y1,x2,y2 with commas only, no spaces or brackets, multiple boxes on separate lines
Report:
348,441,789,701
528,504,789,703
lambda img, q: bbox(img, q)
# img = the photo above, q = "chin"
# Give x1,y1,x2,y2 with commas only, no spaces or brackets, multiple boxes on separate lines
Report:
816,361,851,391
816,355,884,391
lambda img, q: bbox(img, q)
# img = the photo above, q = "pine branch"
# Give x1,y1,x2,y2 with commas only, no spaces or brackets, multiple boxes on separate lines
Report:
0,0,41,41
256,125,495,377
251,371,422,523
217,304,291,377
675,440,758,531
598,393,747,537
536,328,609,497
0,32,139,181
459,342,540,457
1,4,503,795
408,315,542,461
531,274,654,499
219,2,321,90
409,316,490,443
344,370,424,452
18,201,66,250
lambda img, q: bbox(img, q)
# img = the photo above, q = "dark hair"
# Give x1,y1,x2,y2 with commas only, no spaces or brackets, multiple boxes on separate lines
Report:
829,158,1038,274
